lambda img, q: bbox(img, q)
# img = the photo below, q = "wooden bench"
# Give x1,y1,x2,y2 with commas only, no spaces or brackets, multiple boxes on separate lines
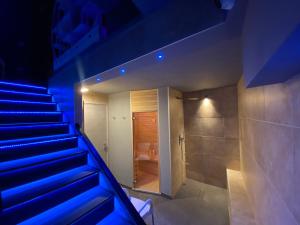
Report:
227,169,257,225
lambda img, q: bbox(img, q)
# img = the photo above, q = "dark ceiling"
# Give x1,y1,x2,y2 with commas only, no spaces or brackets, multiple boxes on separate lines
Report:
0,0,54,85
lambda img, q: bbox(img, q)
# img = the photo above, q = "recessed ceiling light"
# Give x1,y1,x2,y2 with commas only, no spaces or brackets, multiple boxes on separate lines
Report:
156,52,165,61
120,68,126,75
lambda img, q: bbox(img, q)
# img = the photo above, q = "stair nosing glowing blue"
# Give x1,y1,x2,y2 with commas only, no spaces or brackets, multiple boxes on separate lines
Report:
0,150,87,174
0,123,68,129
0,134,73,147
0,100,56,105
1,171,99,212
18,187,113,225
0,111,62,114
0,81,47,90
0,137,77,150
0,89,51,97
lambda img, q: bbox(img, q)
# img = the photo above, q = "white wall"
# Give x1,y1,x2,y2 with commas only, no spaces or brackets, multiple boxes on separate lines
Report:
158,87,172,196
107,88,174,196
108,92,133,187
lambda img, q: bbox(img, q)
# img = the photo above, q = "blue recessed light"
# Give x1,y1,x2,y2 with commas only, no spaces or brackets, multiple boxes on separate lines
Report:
96,78,101,81
120,68,126,75
156,52,165,61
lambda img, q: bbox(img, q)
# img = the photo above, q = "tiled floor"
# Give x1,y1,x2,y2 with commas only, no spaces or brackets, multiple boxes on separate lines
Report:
128,179,229,225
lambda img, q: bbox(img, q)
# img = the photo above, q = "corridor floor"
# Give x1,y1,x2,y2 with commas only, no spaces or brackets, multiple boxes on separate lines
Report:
129,179,229,225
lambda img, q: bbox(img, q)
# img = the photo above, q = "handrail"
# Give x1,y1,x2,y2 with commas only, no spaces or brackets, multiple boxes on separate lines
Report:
75,124,146,225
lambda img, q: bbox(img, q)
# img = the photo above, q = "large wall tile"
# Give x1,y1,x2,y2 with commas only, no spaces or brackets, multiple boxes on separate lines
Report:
245,87,265,120
292,128,300,223
264,83,293,125
286,75,300,127
224,117,239,138
188,118,225,137
238,75,300,225
184,86,239,188
221,86,238,117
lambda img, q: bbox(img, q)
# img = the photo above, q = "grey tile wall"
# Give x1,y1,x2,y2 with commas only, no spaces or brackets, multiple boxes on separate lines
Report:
184,86,240,188
238,74,300,225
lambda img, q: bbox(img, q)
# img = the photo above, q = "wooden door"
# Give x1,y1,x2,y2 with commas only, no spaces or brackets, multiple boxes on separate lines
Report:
133,111,159,191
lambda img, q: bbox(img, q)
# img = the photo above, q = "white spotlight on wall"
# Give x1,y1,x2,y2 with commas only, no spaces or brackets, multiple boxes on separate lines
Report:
80,87,89,93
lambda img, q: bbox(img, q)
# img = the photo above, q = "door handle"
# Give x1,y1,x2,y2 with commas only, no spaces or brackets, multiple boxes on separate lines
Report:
103,144,108,152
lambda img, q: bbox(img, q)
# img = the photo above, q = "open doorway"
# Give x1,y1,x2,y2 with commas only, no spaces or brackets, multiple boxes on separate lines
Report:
133,111,159,193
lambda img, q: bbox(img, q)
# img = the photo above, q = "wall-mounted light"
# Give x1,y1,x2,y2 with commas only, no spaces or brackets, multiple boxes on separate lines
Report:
80,87,89,93
96,77,101,81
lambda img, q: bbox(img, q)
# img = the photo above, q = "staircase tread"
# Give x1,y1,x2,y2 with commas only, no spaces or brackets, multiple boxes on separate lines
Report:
2,166,98,209
0,121,68,127
0,131,72,146
0,100,55,104
19,187,114,225
0,89,51,96
0,148,86,172
0,135,77,149
0,111,61,114
0,111,61,113
0,81,47,90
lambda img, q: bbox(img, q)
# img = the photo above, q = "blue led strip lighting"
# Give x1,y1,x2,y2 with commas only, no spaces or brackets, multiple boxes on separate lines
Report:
0,137,77,150
0,81,47,90
0,100,56,105
0,134,71,147
0,90,51,97
0,151,87,175
0,123,68,130
0,112,61,114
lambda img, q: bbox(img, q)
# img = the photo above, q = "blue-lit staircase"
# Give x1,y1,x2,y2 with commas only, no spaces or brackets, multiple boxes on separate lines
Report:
0,81,144,225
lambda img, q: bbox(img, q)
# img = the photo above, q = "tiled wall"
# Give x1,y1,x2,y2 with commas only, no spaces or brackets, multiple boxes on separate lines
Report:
238,75,300,225
183,86,240,188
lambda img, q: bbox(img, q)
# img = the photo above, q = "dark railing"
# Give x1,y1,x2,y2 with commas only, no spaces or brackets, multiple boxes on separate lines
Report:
75,124,146,225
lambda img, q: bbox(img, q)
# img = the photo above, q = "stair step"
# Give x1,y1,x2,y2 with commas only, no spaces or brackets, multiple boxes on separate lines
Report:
0,136,78,162
0,148,80,172
0,112,62,124
2,166,98,209
0,100,57,111
0,123,69,140
19,187,114,225
0,90,52,102
0,150,88,190
0,81,47,94
0,133,74,146
97,210,133,225
0,170,99,224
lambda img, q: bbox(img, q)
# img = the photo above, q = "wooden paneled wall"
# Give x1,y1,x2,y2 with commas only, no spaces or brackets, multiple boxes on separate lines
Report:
82,91,108,104
130,89,158,112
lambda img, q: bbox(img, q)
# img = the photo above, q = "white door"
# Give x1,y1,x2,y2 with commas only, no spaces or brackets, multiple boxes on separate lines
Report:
83,102,108,164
